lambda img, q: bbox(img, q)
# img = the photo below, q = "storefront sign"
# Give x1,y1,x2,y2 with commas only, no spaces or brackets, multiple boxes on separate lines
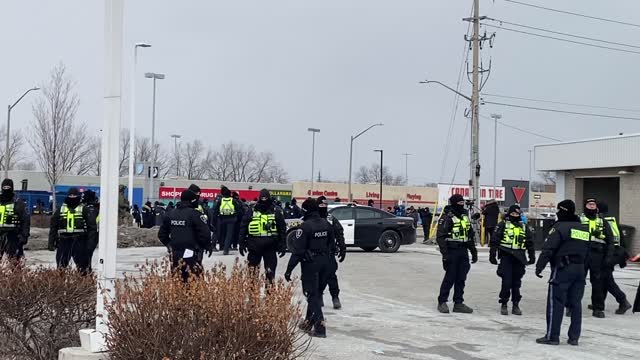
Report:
159,187,261,200
307,190,339,197
437,184,506,204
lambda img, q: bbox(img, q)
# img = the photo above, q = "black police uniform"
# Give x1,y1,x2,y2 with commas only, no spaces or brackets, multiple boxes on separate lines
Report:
238,195,286,283
600,213,631,313
0,179,30,261
580,212,615,316
490,213,535,311
436,201,478,310
286,211,334,337
158,200,212,282
82,190,100,267
49,192,98,274
319,212,346,307
536,205,590,344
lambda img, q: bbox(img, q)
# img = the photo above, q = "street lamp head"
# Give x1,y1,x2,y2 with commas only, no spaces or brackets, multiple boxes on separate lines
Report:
135,42,152,48
377,123,384,126
32,87,40,91
374,149,383,153
307,128,320,133
145,72,165,79
170,134,182,139
490,113,502,120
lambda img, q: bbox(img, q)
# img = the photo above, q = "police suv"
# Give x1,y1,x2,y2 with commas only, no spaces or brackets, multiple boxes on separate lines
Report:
286,203,416,253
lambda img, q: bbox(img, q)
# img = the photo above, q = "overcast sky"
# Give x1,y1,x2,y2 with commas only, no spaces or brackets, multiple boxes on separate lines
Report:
2,0,640,185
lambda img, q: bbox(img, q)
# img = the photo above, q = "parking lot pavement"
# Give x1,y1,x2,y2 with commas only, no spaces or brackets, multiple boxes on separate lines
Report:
26,244,640,360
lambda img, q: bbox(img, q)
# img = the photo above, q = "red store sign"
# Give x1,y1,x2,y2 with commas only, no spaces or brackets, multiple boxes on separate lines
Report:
159,187,262,201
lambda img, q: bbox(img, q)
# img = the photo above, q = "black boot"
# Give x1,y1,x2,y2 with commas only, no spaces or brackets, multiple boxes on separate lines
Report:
567,339,579,346
536,337,559,346
298,321,312,333
615,300,632,315
437,303,450,314
500,304,508,316
452,303,473,314
512,303,522,316
592,310,605,318
332,296,342,310
311,321,326,338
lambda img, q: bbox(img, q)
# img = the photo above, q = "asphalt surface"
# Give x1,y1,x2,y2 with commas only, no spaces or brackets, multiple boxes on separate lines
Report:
26,243,640,360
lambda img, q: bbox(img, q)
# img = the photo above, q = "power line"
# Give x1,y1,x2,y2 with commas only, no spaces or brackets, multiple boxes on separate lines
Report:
482,93,640,113
503,0,640,29
482,23,640,55
484,101,640,121
485,18,640,49
480,114,561,141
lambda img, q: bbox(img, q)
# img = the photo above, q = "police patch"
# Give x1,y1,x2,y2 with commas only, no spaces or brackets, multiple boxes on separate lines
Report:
295,229,303,239
200,215,208,224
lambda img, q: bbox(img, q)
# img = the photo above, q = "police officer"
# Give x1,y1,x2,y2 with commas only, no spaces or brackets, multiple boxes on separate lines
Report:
158,189,212,282
535,200,590,346
436,194,477,314
317,195,346,310
238,189,286,284
81,189,100,266
187,184,214,256
285,198,334,338
490,204,535,316
0,179,30,261
597,201,632,314
48,188,98,274
580,198,615,318
213,186,242,255
290,198,302,218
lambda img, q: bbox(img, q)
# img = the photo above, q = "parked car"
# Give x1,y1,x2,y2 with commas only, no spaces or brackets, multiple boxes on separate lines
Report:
286,203,416,253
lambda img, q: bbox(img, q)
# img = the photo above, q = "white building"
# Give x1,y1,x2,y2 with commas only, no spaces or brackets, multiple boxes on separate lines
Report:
535,133,640,255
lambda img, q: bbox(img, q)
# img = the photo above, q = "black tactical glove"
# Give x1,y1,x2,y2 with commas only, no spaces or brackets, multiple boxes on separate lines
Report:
535,268,543,278
18,236,28,245
442,259,450,271
471,252,478,264
338,248,346,263
489,254,498,265
284,271,292,282
592,230,602,239
278,250,286,258
527,249,536,265
239,244,248,257
47,240,56,252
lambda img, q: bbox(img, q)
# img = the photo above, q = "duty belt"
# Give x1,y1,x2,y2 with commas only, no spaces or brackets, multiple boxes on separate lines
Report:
445,238,467,242
58,229,86,234
590,238,606,245
0,224,17,228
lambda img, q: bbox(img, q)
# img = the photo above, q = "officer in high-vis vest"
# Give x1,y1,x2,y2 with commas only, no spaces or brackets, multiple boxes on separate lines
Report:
213,185,243,255
436,194,478,314
490,204,535,316
238,189,286,284
48,188,98,274
579,198,615,319
596,201,632,315
0,179,30,261
536,200,590,346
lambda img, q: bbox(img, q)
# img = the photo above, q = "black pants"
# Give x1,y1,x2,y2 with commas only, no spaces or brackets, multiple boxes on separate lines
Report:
422,225,430,240
170,248,203,282
219,221,235,253
602,266,627,306
302,255,330,333
438,247,471,304
546,264,586,341
56,235,94,274
586,249,606,312
484,226,495,247
0,233,24,261
497,254,526,304
319,255,340,298
247,240,278,283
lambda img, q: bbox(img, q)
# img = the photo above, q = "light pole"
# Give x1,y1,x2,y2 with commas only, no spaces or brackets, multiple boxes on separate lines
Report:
490,113,502,198
348,123,383,202
402,153,412,185
308,128,320,192
144,72,165,201
127,42,151,209
374,150,383,209
170,134,181,176
5,87,39,178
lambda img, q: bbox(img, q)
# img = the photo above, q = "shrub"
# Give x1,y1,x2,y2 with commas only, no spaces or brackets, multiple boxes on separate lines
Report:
105,260,311,360
0,264,96,360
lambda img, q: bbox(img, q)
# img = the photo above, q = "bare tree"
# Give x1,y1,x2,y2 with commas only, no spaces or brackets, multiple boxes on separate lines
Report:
181,139,205,180
29,63,89,210
135,136,170,178
74,136,100,176
15,161,36,171
119,129,130,176
356,163,403,186
203,142,288,183
540,171,556,185
0,127,24,171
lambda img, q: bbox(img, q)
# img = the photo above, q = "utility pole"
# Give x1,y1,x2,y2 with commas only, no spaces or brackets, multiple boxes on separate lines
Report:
170,134,181,176
470,0,481,204
402,153,412,186
490,113,502,198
